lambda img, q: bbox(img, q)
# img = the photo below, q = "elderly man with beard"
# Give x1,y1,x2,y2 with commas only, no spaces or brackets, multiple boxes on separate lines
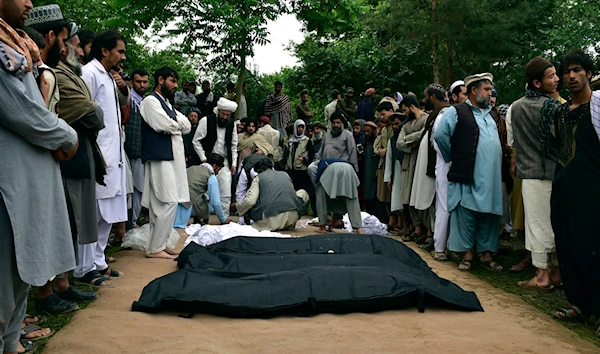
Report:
237,118,274,164
30,11,111,312
434,73,504,272
140,67,191,259
193,97,239,217
285,119,315,193
0,0,80,352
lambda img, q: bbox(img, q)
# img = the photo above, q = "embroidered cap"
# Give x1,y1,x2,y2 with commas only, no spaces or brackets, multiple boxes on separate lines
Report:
25,4,65,27
464,73,494,87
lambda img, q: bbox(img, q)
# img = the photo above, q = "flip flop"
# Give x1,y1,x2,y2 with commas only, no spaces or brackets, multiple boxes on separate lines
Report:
554,307,583,322
480,259,503,272
99,267,125,279
21,324,53,342
73,271,115,288
517,279,554,292
23,314,46,325
458,259,472,271
19,340,36,354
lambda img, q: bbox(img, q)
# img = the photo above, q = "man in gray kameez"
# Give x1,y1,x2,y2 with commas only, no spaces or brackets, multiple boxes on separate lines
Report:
0,1,79,351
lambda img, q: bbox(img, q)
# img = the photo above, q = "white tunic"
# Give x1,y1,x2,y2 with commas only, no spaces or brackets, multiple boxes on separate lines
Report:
192,115,239,168
432,108,450,212
383,142,403,212
140,94,192,204
82,59,127,223
410,130,436,210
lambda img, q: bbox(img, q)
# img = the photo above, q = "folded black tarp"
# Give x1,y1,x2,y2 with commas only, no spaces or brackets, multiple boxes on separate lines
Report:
132,234,483,317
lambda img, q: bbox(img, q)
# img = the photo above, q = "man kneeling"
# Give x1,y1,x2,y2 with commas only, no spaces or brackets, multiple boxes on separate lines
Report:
315,160,365,234
187,153,229,225
234,159,308,231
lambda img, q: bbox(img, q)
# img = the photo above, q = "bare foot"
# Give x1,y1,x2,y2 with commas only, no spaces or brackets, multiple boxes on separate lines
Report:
165,247,180,256
21,325,51,340
356,228,365,234
146,251,176,259
315,226,328,234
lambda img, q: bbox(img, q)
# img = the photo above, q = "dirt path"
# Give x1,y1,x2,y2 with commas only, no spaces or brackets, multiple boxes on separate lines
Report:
43,222,598,354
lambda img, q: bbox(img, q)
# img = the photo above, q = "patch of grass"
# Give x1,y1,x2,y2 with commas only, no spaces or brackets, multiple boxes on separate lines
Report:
454,237,600,347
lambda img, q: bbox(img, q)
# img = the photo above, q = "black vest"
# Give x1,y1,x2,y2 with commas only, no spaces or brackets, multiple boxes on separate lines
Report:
447,103,480,184
141,92,178,163
200,114,235,167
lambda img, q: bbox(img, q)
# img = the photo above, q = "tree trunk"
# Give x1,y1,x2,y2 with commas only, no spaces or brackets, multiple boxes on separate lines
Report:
234,2,248,120
431,0,440,83
445,40,454,86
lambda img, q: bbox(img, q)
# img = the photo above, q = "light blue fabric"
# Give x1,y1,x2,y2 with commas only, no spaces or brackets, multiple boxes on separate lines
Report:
434,100,503,216
448,204,501,253
174,204,193,228
207,174,226,223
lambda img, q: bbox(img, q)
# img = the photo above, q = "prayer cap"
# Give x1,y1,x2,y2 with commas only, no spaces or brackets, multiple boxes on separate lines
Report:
449,80,465,93
216,97,238,113
186,107,201,116
310,121,326,130
427,83,446,95
364,121,378,130
464,73,494,87
25,4,65,27
259,116,271,124
525,56,553,82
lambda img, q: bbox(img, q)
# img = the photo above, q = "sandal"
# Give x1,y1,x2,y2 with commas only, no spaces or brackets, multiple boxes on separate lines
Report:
106,256,117,263
23,314,46,326
74,271,115,288
419,238,434,252
458,259,472,271
431,251,447,261
517,278,554,292
18,340,36,354
480,259,503,272
554,307,583,322
21,324,53,342
400,233,412,242
99,267,125,279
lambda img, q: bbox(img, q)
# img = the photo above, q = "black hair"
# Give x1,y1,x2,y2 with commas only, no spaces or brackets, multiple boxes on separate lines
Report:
452,84,465,97
226,82,235,90
240,118,248,124
285,124,294,135
201,80,210,85
427,87,445,101
330,111,347,125
466,79,492,96
376,101,394,112
255,158,273,173
331,89,341,99
400,95,420,109
153,66,178,88
300,90,309,96
275,81,283,87
78,30,95,47
22,26,46,49
131,69,149,79
30,20,70,38
246,118,258,128
390,113,404,122
382,88,392,97
90,30,125,62
207,153,225,167
559,49,596,78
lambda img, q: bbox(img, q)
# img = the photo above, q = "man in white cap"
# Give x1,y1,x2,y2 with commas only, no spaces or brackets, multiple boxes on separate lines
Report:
434,73,504,273
193,97,239,217
449,80,467,105
140,67,191,259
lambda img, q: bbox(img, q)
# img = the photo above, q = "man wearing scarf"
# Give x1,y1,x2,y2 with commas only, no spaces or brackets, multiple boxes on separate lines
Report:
374,102,394,225
0,1,79,351
264,81,292,136
257,115,280,151
397,95,429,242
125,68,149,226
285,119,314,193
506,57,561,290
384,114,405,224
237,118,274,164
551,50,600,327
193,97,239,217
140,67,191,259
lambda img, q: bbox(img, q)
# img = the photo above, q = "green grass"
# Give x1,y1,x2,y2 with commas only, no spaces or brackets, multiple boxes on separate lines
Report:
456,236,600,347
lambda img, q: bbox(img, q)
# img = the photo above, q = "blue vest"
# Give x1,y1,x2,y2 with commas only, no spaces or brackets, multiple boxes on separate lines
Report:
141,92,178,162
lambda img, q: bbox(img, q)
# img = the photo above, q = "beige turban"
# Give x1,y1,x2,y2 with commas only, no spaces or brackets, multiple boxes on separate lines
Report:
464,73,494,87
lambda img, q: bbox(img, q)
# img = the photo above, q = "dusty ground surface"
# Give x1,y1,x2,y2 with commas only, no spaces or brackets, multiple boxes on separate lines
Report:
43,219,599,354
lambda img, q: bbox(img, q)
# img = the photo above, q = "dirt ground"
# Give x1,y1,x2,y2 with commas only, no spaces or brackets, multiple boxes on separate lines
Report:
43,219,599,354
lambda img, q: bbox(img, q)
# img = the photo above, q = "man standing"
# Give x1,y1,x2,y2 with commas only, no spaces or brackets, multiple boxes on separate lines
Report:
375,102,395,226
183,107,202,166
324,89,342,122
337,87,358,124
195,80,218,115
78,29,94,65
384,114,405,220
285,119,314,192
192,97,239,217
449,80,468,105
80,30,128,281
174,81,197,114
357,88,376,122
362,121,380,215
310,121,326,154
506,57,561,290
238,82,248,120
0,1,79,351
264,81,292,135
434,73,504,272
257,115,280,150
124,68,149,227
296,90,314,123
235,159,308,231
551,50,600,324
140,67,191,259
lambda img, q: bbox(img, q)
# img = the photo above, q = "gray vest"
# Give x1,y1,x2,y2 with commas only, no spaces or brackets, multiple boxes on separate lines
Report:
187,164,213,218
250,170,302,221
511,96,558,180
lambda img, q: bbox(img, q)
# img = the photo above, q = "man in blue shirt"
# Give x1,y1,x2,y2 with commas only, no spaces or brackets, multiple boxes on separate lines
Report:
434,73,504,272
187,153,230,225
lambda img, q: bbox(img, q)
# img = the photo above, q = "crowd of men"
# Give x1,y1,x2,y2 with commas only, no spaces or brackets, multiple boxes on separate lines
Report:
1,1,599,353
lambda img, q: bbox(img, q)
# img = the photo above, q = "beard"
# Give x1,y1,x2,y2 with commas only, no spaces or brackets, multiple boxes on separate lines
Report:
160,84,174,100
424,98,434,111
64,42,82,76
218,118,228,128
331,127,343,137
475,92,490,108
312,131,323,141
46,41,61,68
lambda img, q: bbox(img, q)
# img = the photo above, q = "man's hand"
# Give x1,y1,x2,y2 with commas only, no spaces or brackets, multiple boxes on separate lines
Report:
387,182,392,190
222,218,232,225
111,70,126,89
231,165,236,176
510,157,516,179
40,73,51,106
379,148,387,158
52,139,79,161
230,203,237,212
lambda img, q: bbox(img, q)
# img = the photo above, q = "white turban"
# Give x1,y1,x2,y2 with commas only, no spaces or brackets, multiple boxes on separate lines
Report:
213,97,238,115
